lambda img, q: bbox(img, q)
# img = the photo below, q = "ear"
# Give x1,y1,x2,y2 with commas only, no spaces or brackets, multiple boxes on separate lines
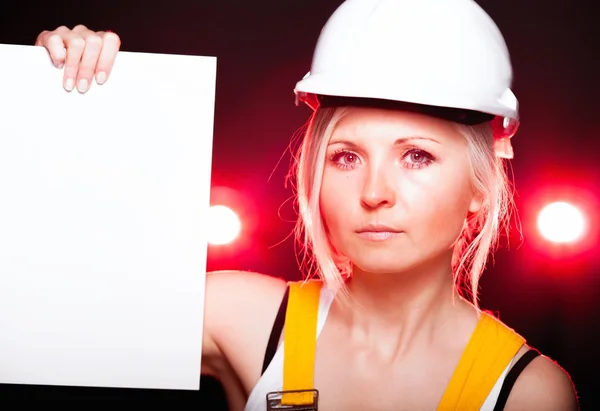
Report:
469,191,484,214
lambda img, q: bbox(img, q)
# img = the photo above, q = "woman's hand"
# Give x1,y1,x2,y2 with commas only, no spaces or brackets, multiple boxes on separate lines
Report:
35,25,121,93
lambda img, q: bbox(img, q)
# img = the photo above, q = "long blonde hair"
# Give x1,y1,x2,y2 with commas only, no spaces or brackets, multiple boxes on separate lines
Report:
290,106,516,308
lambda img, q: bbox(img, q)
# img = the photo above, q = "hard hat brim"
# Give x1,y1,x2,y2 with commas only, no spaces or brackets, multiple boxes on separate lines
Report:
294,71,520,139
313,94,495,126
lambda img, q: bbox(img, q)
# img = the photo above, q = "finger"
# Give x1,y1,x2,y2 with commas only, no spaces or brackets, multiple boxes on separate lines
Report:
94,31,121,85
62,32,86,92
75,32,105,93
71,24,91,35
35,28,67,68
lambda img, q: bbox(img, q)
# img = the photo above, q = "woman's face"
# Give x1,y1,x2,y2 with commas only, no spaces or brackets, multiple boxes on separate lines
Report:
320,107,482,275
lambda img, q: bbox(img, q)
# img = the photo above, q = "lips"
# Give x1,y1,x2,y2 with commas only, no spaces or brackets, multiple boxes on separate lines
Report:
355,223,404,241
355,223,403,234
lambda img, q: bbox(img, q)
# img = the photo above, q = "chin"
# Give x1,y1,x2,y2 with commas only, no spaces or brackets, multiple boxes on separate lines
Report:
349,251,418,275
347,244,454,278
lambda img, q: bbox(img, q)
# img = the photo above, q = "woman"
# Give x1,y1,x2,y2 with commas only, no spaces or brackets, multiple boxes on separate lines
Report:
35,0,578,410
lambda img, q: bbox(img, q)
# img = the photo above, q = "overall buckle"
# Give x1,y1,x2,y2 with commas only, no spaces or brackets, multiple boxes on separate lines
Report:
266,389,319,410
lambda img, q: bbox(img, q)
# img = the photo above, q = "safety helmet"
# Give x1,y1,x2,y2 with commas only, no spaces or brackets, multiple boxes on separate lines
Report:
294,0,519,158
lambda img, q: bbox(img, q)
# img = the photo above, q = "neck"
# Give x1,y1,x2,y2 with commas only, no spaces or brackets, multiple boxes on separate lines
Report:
335,252,471,358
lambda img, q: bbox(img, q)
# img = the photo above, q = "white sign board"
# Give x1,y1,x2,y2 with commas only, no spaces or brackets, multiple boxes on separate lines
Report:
0,44,216,391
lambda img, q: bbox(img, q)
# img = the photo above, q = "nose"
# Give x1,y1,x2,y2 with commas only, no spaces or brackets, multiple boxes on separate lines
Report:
360,164,396,209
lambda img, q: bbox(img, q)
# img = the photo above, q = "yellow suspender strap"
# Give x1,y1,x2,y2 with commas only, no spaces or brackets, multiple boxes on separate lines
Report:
437,312,526,411
281,280,322,406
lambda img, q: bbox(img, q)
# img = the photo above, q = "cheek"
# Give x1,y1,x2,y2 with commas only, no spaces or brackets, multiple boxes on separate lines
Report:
403,168,472,241
319,170,356,244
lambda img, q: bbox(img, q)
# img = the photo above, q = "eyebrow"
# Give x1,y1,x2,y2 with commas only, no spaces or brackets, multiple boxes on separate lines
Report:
328,136,441,146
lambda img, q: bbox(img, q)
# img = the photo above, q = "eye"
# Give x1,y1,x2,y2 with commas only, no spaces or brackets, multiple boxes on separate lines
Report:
330,149,360,170
402,148,435,169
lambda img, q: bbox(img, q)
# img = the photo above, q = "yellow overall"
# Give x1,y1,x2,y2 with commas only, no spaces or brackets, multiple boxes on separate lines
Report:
272,280,525,411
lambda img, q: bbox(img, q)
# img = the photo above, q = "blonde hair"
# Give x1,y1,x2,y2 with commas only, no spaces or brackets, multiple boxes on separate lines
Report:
291,106,516,308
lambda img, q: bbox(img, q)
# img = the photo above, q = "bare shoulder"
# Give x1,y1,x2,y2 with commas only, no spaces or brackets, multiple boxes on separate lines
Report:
202,270,288,386
205,269,288,305
504,347,579,411
204,269,288,346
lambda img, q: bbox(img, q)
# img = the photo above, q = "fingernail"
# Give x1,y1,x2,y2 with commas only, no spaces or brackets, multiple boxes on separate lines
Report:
78,79,88,93
96,71,107,85
64,78,74,91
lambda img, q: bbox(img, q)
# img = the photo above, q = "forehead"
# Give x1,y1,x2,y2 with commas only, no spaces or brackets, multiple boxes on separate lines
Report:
331,107,463,143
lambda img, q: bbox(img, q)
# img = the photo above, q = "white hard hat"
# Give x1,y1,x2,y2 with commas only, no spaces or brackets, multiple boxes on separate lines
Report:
294,0,519,157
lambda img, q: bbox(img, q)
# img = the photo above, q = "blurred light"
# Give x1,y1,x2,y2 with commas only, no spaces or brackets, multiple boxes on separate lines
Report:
537,201,586,244
207,205,241,245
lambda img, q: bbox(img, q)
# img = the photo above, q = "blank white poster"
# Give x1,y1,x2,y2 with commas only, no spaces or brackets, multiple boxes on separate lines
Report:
0,44,216,391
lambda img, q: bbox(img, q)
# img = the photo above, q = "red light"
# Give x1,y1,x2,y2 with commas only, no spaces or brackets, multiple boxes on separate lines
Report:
537,201,586,244
207,205,241,246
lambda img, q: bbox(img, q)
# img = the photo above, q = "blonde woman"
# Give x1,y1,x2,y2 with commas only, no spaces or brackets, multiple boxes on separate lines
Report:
35,1,578,410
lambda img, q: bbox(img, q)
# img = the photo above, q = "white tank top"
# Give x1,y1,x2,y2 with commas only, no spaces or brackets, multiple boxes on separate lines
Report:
244,286,514,411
